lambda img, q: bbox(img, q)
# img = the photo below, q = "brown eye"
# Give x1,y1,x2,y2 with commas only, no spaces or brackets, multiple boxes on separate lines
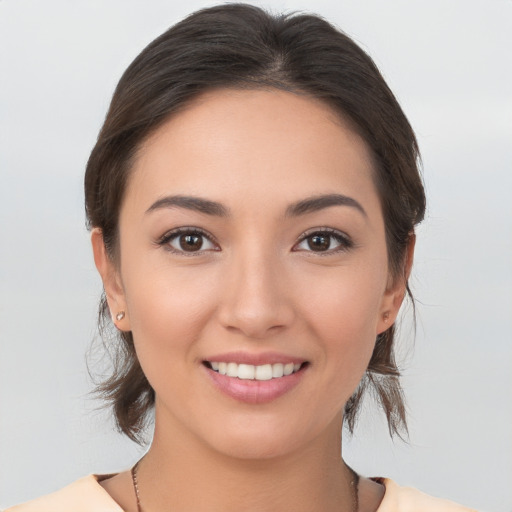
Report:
307,234,330,251
162,229,217,253
179,233,203,251
294,229,353,254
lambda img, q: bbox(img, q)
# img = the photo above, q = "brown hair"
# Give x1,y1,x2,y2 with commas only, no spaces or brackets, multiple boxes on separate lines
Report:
85,3,425,443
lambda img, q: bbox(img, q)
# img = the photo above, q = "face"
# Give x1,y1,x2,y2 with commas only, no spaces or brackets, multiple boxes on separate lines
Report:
93,89,406,459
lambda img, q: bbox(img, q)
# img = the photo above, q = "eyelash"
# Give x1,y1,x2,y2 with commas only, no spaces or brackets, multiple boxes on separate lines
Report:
293,228,354,255
157,227,219,256
156,227,353,255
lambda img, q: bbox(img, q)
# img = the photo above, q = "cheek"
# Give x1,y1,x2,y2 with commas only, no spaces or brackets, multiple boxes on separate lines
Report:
120,263,223,413
120,254,220,365
298,261,387,378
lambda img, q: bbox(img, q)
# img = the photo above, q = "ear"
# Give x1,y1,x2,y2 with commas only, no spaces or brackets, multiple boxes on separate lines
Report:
376,233,416,335
91,228,131,331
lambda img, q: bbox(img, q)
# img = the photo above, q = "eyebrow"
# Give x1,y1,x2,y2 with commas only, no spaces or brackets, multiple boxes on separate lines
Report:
285,194,367,218
146,195,229,217
145,193,366,218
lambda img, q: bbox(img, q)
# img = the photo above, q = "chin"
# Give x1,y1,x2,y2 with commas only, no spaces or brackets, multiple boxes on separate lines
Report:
201,414,324,461
211,434,300,461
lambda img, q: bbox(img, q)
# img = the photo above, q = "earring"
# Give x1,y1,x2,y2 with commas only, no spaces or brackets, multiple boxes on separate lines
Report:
116,311,125,321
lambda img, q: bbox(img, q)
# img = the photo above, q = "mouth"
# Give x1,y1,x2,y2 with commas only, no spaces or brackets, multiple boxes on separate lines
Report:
203,361,307,381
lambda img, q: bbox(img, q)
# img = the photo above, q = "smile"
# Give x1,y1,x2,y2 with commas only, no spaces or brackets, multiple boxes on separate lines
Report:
205,361,303,380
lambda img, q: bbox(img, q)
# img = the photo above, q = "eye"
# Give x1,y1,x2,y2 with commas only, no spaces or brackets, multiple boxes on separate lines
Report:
294,229,353,253
159,228,218,254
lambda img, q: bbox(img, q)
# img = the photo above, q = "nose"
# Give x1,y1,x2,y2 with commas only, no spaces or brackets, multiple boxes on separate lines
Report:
216,249,295,339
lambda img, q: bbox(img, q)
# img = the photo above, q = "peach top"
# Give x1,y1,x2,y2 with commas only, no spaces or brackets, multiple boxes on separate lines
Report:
5,475,477,511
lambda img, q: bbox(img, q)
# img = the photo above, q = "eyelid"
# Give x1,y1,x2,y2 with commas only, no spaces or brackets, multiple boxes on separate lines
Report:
293,227,354,254
157,226,220,254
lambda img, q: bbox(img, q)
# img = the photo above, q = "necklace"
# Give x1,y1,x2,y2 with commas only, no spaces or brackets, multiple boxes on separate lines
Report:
132,460,143,512
131,460,359,512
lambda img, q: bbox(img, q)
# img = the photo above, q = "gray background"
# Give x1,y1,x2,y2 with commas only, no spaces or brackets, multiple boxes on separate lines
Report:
1,0,511,510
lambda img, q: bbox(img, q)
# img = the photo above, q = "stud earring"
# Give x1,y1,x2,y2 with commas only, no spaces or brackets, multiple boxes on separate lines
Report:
116,311,125,321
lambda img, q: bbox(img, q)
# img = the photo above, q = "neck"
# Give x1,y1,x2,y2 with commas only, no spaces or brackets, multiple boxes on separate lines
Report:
136,409,357,512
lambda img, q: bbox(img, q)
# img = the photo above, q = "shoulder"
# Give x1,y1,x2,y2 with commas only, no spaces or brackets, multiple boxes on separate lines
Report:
4,475,123,512
377,478,478,512
2,474,479,512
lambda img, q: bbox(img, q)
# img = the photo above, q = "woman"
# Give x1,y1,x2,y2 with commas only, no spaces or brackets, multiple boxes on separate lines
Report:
6,4,477,511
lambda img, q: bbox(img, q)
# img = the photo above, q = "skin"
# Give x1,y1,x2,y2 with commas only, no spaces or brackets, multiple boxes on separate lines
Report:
92,89,412,512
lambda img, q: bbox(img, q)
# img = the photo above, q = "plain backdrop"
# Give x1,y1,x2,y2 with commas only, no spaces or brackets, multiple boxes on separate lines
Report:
1,0,511,510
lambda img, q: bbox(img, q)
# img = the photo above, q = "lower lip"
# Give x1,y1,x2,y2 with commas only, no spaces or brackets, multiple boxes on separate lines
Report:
204,365,306,404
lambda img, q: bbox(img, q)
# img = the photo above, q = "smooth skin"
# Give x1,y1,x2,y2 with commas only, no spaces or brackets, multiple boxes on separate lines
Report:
92,89,412,512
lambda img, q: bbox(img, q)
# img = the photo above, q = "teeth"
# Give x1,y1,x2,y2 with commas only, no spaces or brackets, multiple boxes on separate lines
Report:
283,363,294,376
272,363,284,378
255,364,272,381
238,364,255,380
208,361,303,380
226,362,238,377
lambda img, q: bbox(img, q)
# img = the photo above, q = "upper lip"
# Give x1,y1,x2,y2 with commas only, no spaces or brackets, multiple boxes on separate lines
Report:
204,351,307,366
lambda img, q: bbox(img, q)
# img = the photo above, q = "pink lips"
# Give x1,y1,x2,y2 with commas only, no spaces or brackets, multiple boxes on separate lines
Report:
203,352,308,404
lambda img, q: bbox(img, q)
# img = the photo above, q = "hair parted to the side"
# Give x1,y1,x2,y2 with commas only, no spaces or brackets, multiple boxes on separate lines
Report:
85,3,425,444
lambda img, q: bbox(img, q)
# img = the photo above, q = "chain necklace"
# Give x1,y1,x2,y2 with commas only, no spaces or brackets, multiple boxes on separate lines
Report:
132,460,142,512
131,459,359,512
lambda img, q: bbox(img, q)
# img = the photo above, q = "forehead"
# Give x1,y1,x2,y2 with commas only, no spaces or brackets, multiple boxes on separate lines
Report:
126,88,379,215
